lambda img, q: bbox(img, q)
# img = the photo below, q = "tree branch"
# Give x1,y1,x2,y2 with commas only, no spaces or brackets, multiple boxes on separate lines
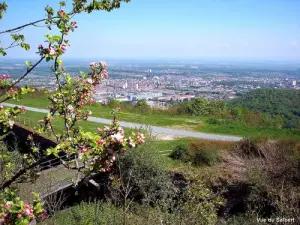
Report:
0,56,45,103
0,19,47,35
0,10,79,35
0,157,45,191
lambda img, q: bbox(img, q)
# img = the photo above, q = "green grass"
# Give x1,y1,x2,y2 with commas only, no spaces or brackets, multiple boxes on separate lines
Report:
8,93,300,139
15,110,201,171
15,110,138,137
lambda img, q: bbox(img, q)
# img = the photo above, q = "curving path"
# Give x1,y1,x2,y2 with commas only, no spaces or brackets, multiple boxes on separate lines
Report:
2,103,242,142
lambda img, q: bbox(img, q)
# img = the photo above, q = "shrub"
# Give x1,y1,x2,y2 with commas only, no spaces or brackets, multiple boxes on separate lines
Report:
40,202,123,225
186,141,222,166
135,100,151,113
169,144,188,160
225,137,300,221
233,138,265,158
115,138,177,208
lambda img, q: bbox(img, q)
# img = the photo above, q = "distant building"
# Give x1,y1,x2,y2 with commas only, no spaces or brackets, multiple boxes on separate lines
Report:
292,80,297,86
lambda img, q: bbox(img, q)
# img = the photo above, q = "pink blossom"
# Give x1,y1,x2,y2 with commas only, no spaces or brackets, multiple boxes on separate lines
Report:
21,106,26,112
86,78,93,84
71,21,78,28
138,139,145,144
49,48,56,55
102,70,108,79
60,44,67,52
0,105,3,110
81,147,88,153
58,9,65,16
98,139,104,146
99,61,106,67
67,105,74,112
103,126,110,132
17,214,22,219
0,74,10,80
90,62,97,67
111,132,124,143
86,110,92,116
97,128,102,134
89,97,95,104
4,202,11,210
38,44,43,49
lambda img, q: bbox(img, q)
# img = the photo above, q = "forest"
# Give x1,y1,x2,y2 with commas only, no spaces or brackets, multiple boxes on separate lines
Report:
229,88,300,129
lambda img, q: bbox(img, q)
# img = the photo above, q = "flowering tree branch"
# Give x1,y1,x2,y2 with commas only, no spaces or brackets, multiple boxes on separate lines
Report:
0,56,45,103
0,1,140,224
0,157,45,191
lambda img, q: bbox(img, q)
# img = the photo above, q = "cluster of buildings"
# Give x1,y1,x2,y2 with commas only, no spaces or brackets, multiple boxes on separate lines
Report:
17,64,300,109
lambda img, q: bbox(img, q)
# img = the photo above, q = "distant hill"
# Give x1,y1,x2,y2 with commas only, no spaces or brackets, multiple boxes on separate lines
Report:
229,88,300,128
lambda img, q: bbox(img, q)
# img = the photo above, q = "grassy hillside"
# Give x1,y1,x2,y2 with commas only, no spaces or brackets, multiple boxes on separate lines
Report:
7,91,300,139
229,88,300,128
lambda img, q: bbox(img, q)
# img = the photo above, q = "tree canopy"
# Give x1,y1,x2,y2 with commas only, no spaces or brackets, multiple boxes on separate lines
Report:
229,88,300,128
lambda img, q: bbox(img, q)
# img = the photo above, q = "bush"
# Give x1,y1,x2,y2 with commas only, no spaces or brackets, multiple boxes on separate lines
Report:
135,100,151,113
41,202,123,225
169,144,188,160
233,138,265,158
186,141,222,166
116,138,177,208
106,98,121,108
225,137,300,221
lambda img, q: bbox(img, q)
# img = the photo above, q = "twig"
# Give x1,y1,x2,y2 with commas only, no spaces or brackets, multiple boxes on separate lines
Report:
0,56,45,103
0,157,45,190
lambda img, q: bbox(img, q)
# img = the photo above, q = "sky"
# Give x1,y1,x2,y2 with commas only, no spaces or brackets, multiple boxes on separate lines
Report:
0,0,300,60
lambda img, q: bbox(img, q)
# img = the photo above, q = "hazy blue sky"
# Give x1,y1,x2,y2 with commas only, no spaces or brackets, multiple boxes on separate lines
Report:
1,0,300,60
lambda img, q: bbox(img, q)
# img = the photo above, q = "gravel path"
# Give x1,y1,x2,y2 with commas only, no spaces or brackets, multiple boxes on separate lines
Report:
2,103,242,142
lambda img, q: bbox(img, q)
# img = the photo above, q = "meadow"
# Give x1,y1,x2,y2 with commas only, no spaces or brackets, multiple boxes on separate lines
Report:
9,92,300,139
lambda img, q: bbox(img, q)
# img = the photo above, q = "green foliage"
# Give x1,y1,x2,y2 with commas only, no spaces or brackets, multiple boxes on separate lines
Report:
135,99,151,113
169,144,188,160
84,0,131,13
178,172,225,225
0,188,45,225
225,138,300,220
41,202,123,225
186,141,222,166
170,140,232,166
106,98,121,108
0,2,7,20
170,97,285,130
117,138,176,207
0,142,23,183
229,88,300,129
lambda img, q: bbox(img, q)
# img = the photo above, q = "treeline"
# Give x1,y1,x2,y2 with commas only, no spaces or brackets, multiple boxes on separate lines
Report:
106,98,286,129
229,88,300,129
169,98,285,129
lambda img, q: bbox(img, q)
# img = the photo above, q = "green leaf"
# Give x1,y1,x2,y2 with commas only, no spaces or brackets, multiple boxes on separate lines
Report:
66,74,71,84
52,35,62,42
25,61,31,67
24,43,30,50
57,59,63,66
59,1,66,7
46,148,59,157
0,47,7,56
